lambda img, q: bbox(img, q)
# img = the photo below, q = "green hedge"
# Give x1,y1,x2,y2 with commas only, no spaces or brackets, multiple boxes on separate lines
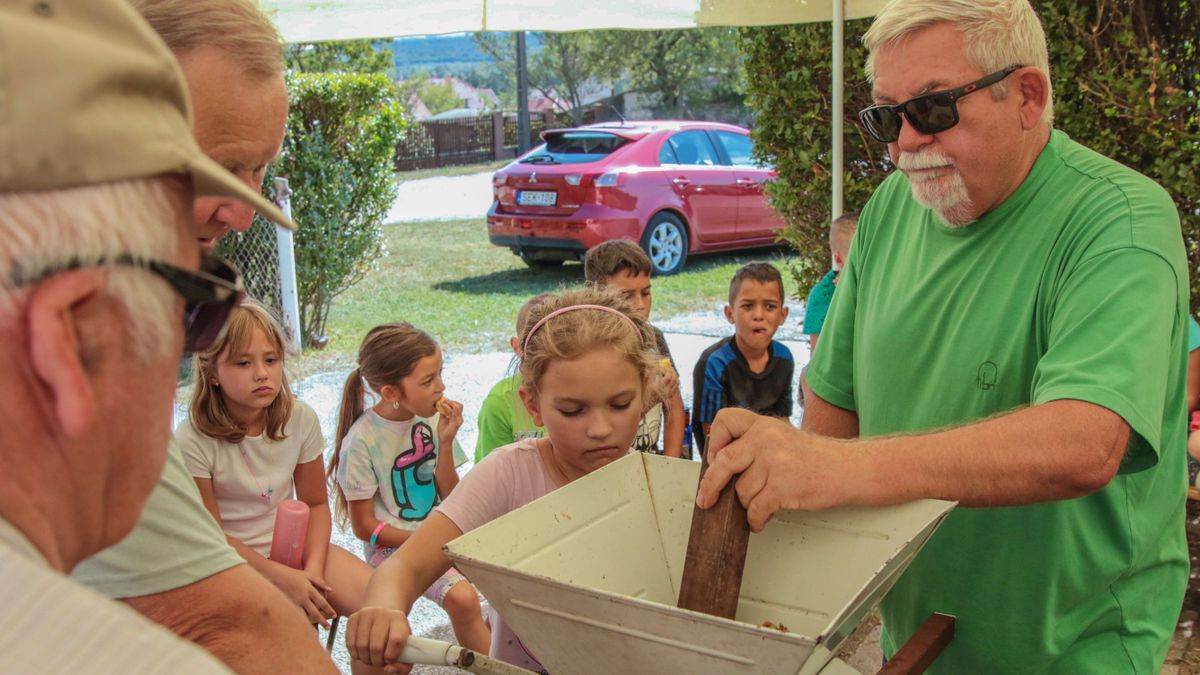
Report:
261,72,406,347
741,1,1199,305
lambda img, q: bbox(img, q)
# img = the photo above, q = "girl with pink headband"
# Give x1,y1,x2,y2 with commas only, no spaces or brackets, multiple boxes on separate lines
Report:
346,288,659,673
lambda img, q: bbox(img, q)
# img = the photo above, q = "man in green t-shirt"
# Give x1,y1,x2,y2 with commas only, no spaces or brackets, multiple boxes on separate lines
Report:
695,1,1188,672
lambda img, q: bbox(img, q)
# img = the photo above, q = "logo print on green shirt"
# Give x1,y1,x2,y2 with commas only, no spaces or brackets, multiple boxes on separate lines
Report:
976,361,998,390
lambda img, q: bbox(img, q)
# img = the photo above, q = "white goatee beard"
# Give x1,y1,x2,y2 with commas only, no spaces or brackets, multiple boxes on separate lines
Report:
896,149,976,227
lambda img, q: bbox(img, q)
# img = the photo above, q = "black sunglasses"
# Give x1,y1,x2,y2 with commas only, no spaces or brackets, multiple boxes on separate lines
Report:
8,253,244,353
858,65,1023,143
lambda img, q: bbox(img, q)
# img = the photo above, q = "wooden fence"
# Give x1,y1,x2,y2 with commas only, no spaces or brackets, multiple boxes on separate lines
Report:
394,110,558,171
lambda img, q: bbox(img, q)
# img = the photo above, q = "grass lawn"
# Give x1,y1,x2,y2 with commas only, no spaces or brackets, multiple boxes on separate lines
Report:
394,161,507,183
293,217,799,376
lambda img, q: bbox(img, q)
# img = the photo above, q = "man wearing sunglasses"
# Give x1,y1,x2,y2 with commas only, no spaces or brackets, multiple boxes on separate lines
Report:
697,0,1187,672
68,2,342,674
0,0,307,671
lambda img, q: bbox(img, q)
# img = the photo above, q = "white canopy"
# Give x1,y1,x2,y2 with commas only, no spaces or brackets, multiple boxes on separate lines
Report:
263,0,886,42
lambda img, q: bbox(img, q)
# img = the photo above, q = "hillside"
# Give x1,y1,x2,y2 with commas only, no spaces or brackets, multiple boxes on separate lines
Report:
391,32,542,75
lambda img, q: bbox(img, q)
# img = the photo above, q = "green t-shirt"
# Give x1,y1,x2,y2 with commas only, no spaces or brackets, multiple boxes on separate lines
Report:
474,373,544,462
808,130,1188,673
72,439,244,597
802,268,838,336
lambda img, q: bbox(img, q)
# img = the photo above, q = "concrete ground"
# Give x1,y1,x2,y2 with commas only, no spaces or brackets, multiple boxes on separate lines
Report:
388,171,495,224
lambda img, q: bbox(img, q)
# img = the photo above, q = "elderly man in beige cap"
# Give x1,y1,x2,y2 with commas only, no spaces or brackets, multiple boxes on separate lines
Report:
69,2,340,673
0,0,303,672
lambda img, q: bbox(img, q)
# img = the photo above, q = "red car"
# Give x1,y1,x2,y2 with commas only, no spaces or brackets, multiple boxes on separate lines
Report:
486,120,784,275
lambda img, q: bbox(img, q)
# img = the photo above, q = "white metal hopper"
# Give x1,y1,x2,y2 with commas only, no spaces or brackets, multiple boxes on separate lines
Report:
445,452,954,675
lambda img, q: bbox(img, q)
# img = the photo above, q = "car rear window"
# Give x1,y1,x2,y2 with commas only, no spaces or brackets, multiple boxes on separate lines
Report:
520,132,630,165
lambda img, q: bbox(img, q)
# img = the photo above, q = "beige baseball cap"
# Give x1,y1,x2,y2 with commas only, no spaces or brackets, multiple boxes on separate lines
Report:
0,0,296,229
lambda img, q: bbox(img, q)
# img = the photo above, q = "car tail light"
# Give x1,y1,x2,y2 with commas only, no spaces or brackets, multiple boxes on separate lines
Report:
493,174,507,187
564,174,583,186
595,171,623,187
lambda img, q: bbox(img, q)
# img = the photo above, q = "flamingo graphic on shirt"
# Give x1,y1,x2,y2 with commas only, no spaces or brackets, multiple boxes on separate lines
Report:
391,421,439,521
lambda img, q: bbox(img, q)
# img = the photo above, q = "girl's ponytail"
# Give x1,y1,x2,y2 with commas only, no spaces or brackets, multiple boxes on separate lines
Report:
328,367,366,530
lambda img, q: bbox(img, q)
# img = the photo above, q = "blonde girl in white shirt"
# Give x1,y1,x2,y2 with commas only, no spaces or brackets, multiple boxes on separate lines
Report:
179,301,381,675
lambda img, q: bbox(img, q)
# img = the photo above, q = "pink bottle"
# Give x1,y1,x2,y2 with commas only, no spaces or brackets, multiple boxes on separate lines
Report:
269,499,309,569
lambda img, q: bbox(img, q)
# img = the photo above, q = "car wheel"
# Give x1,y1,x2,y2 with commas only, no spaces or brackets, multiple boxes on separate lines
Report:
641,212,689,275
519,253,564,269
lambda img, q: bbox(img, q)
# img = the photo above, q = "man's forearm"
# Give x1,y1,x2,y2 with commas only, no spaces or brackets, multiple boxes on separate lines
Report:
800,391,859,438
848,399,1129,508
124,564,337,674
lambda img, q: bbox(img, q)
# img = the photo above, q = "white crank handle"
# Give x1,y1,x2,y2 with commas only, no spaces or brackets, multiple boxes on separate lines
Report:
398,637,539,675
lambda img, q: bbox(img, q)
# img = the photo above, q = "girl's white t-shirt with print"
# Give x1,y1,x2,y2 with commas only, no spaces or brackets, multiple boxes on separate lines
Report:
436,438,630,674
336,409,469,531
179,400,325,556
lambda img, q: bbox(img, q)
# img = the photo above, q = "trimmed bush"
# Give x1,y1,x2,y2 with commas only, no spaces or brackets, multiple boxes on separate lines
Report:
264,72,406,347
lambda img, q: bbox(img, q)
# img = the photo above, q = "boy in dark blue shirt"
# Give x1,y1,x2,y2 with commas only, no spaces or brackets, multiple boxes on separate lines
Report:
692,262,794,457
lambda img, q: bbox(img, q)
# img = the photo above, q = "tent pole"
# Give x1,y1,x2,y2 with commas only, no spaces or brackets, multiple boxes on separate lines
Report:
516,31,531,154
831,0,845,220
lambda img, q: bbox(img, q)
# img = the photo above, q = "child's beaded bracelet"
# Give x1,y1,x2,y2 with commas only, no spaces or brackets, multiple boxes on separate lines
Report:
370,521,387,548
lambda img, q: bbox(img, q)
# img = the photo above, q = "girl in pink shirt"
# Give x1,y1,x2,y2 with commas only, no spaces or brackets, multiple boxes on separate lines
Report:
345,288,662,673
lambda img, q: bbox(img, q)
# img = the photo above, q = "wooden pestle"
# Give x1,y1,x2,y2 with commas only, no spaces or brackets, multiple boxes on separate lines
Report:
677,451,751,619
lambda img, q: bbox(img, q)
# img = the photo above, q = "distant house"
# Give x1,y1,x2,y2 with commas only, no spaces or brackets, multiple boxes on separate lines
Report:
407,75,499,120
407,96,432,120
527,89,568,114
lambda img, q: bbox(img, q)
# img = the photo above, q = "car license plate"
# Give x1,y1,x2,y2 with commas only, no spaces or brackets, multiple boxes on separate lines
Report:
517,190,557,207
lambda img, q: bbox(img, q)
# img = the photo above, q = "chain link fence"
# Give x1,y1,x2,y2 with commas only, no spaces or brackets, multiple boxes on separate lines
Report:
214,178,303,351
215,214,284,328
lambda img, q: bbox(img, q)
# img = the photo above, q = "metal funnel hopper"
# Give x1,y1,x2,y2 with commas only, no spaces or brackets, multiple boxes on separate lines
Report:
445,452,953,675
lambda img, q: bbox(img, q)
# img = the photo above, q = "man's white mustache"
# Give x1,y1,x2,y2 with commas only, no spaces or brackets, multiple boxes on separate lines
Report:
897,150,955,172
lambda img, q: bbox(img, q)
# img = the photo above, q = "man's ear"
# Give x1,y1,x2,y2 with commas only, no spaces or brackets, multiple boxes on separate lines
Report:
26,270,106,440
723,305,735,324
833,251,846,269
518,385,544,426
1016,67,1049,131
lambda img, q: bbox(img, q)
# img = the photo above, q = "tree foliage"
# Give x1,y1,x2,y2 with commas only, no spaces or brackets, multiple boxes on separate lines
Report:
476,28,745,122
739,20,878,295
263,73,406,346
475,32,600,124
741,0,1199,303
592,27,744,118
286,40,394,75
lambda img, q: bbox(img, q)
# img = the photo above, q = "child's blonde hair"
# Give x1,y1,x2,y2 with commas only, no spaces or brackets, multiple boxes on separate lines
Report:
190,300,294,444
518,287,659,406
329,322,439,528
517,292,554,339
830,212,859,261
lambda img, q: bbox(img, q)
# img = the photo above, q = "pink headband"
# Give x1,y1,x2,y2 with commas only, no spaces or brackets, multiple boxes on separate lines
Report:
522,304,638,354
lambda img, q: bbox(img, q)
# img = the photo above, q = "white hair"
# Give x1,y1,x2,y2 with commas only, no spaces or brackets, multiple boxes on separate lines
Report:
0,177,184,361
864,0,1054,126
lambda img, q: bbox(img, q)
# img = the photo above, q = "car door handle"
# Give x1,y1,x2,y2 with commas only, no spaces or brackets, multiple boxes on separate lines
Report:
672,177,692,187
736,178,760,186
